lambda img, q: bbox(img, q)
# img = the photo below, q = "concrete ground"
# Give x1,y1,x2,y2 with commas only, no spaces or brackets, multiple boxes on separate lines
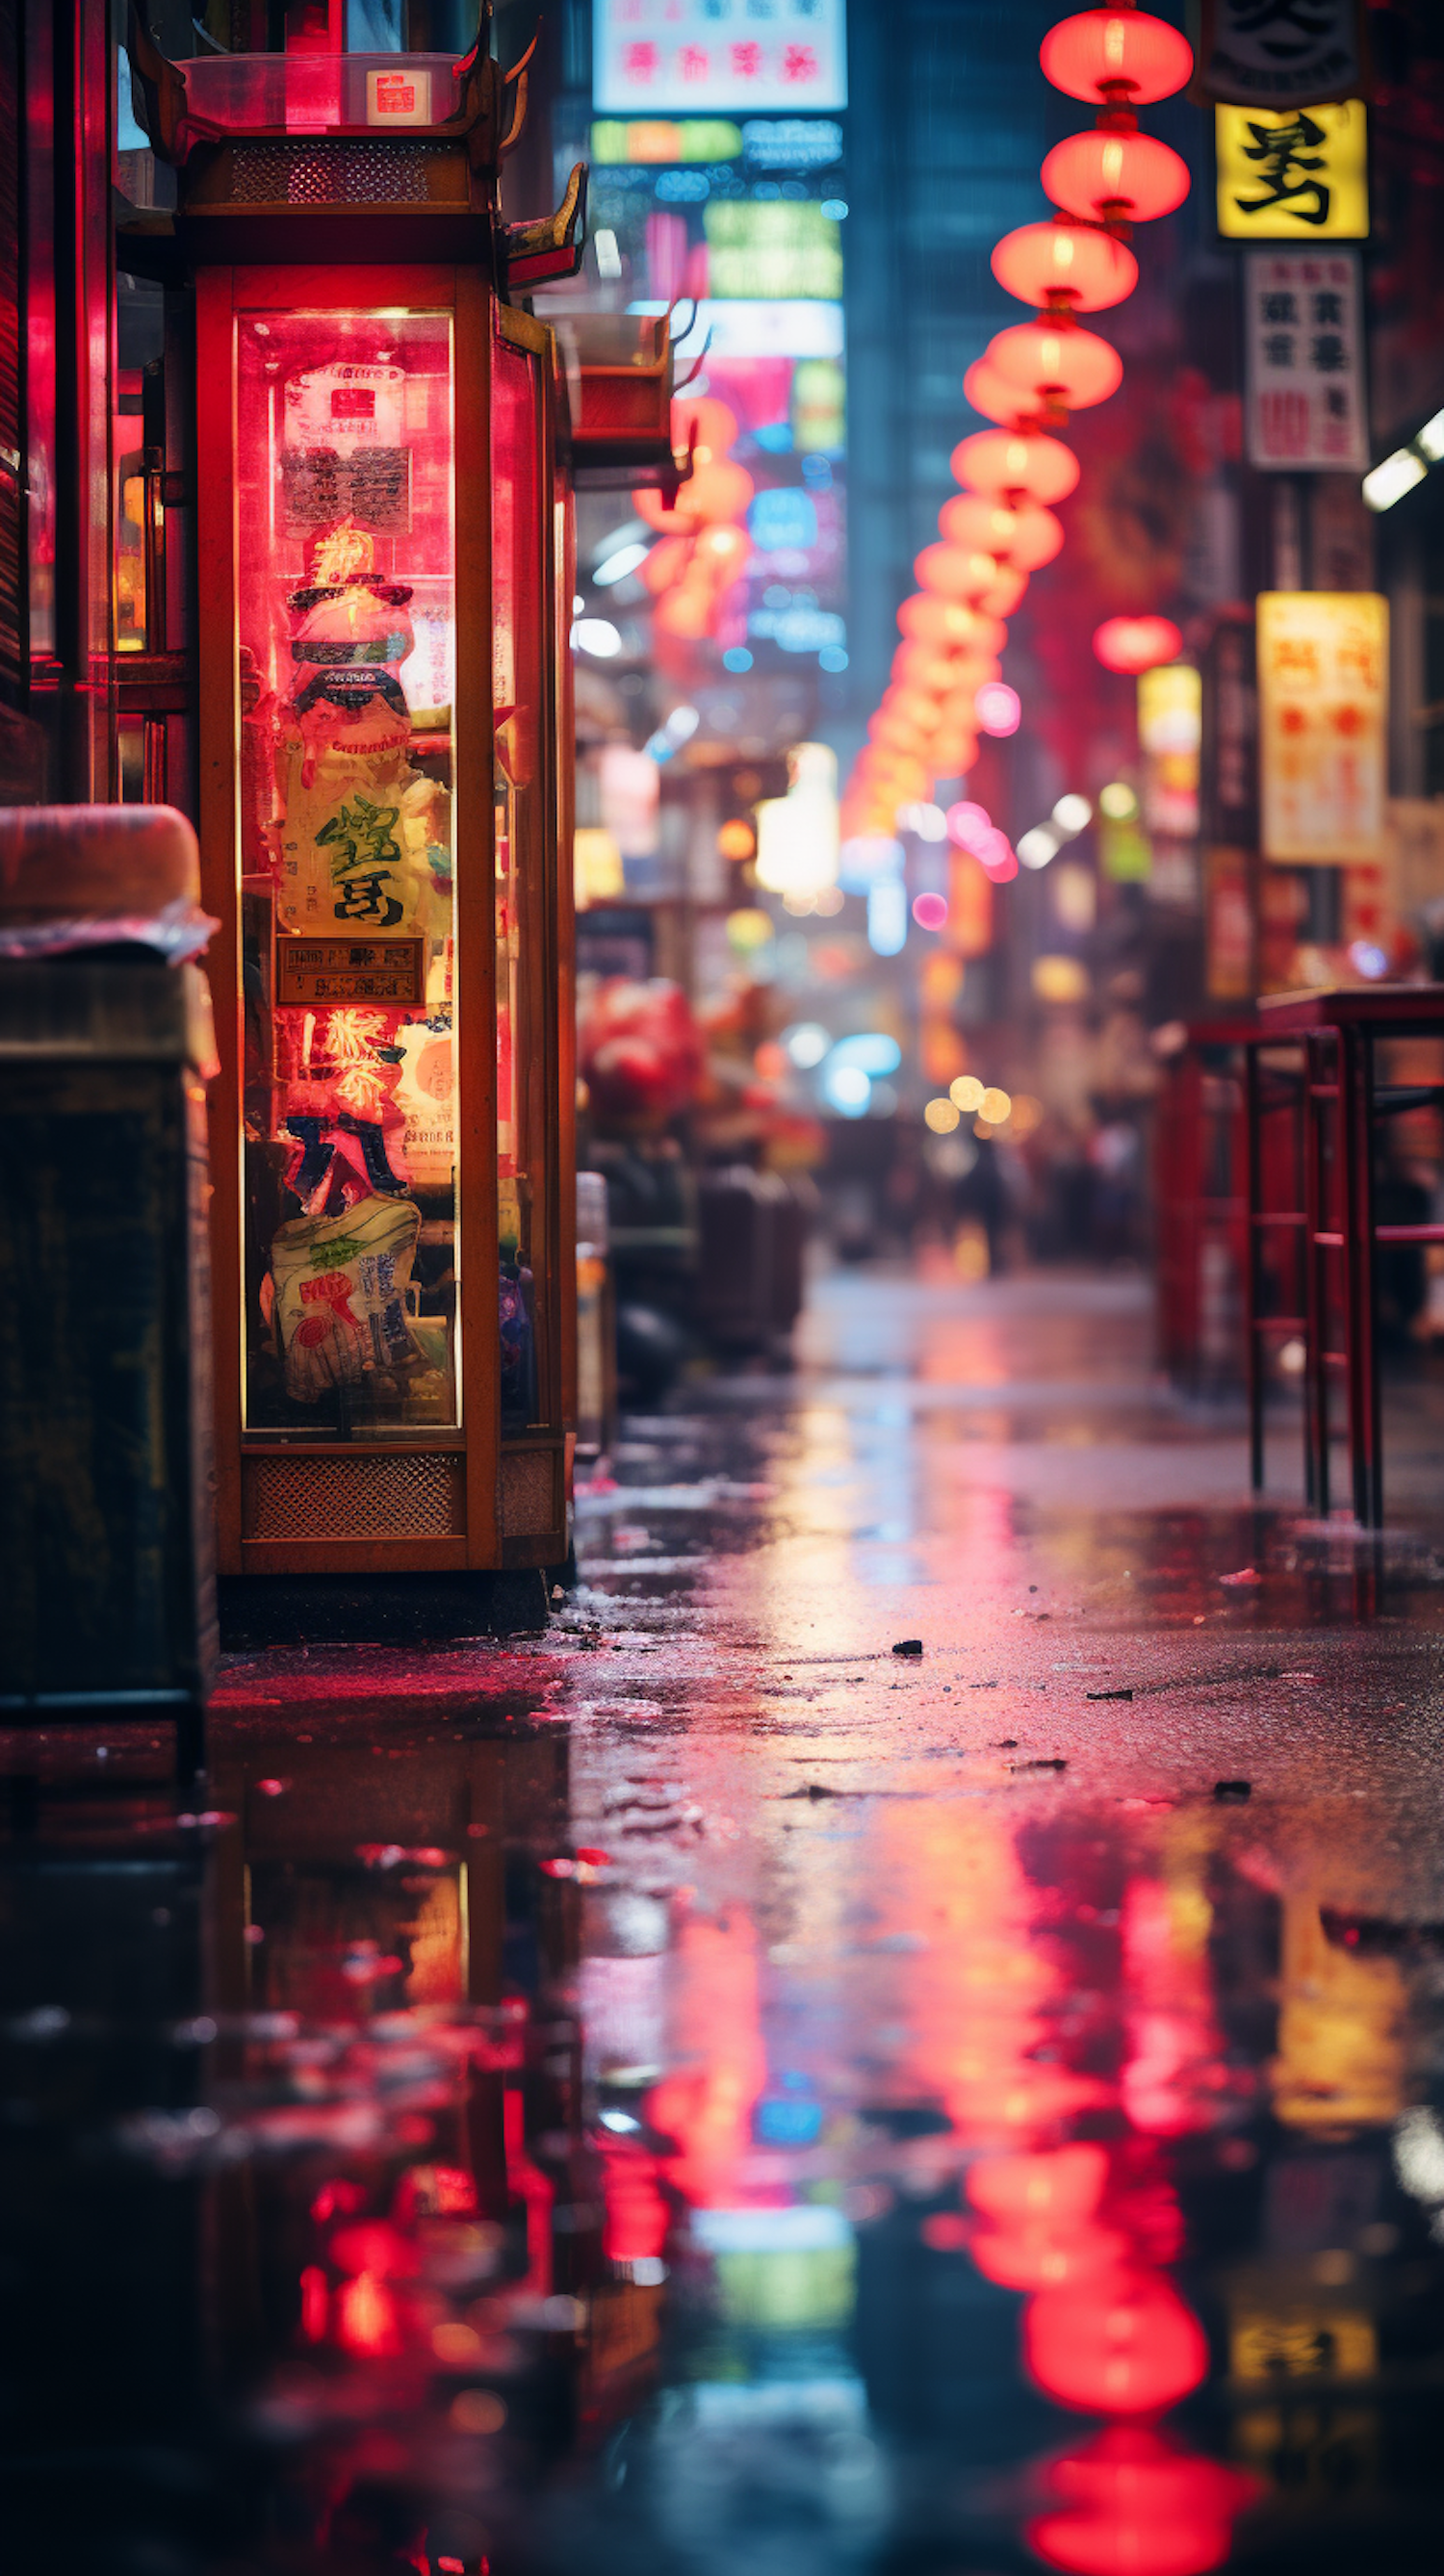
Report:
6,1268,1444,2574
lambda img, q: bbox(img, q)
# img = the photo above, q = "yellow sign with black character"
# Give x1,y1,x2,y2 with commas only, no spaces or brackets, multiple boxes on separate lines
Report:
1216,100,1368,241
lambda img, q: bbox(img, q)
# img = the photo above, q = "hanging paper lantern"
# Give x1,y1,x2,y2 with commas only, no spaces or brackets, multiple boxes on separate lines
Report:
671,393,740,461
635,454,756,531
1041,10,1194,108
992,220,1138,314
1042,126,1191,228
898,596,1009,656
1094,613,1182,673
916,544,1028,616
637,534,694,596
1024,2267,1209,2416
964,354,1043,427
888,686,945,734
986,322,1123,412
952,428,1081,506
892,643,965,693
692,521,752,585
939,495,1065,570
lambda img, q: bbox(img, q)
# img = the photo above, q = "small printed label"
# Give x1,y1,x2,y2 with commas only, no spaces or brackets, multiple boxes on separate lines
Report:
276,937,425,1006
367,66,432,126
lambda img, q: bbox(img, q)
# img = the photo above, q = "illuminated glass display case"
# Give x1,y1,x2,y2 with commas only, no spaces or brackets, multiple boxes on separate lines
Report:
125,20,584,1594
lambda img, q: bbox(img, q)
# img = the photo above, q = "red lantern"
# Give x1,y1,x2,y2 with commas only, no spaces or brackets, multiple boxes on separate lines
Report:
638,534,693,596
898,596,1009,656
635,454,756,531
992,219,1138,314
671,393,740,461
916,544,1029,617
1024,2267,1209,2416
891,642,959,692
1041,10,1194,108
1042,126,1191,227
939,495,1065,570
952,428,1081,506
1094,613,1182,672
963,354,1043,428
986,322,1123,411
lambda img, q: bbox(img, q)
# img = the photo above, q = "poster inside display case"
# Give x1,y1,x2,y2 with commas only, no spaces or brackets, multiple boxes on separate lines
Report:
235,306,462,1439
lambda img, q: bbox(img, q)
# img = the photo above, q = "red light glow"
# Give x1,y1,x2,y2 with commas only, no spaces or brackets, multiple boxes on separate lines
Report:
913,891,949,931
1041,11,1194,108
952,428,1081,509
1028,2428,1257,2576
1093,614,1182,674
1042,127,1191,227
939,495,1064,570
992,220,1138,314
1024,2267,1209,2415
987,322,1123,413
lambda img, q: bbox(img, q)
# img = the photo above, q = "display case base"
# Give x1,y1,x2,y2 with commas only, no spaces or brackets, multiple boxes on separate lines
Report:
218,1567,550,1649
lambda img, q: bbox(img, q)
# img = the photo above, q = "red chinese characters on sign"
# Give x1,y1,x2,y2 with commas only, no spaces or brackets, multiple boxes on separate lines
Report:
1258,591,1387,863
1245,249,1366,471
594,0,846,114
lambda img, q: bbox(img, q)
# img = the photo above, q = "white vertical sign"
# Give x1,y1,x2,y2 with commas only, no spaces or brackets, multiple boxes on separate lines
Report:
1244,247,1368,472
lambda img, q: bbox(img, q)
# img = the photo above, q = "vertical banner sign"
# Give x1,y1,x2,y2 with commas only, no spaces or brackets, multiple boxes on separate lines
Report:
1215,100,1368,241
1257,592,1387,863
1196,0,1367,108
594,0,847,115
1245,248,1367,469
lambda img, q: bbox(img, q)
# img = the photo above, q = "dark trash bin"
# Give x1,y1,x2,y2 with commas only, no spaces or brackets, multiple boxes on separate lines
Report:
0,807,218,1760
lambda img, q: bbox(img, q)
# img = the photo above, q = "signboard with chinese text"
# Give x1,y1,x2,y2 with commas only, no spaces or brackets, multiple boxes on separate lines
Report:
1139,665,1202,839
1198,0,1366,109
275,939,425,1007
1216,100,1368,240
595,0,847,116
1258,592,1387,863
1245,248,1367,469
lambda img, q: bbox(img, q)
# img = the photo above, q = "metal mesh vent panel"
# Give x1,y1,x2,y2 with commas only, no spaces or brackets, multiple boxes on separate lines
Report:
502,1452,554,1537
247,1452,462,1540
230,143,434,205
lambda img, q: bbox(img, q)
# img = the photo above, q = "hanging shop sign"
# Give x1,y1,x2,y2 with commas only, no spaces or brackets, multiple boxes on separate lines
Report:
1139,664,1202,840
1215,100,1368,241
1196,0,1367,110
594,0,847,116
1244,248,1367,470
1257,591,1387,863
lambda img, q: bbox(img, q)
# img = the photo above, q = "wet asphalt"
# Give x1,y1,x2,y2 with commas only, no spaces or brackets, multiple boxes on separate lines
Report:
6,1267,1444,2574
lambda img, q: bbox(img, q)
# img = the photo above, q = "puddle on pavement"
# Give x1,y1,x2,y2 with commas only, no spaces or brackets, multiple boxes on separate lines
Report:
7,1367,1444,2573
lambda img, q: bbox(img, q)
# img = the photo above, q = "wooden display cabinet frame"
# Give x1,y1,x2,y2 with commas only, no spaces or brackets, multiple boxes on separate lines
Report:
196,262,571,1583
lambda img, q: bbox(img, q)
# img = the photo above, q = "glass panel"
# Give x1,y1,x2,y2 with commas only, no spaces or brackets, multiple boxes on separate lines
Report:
492,335,546,1433
236,307,458,1439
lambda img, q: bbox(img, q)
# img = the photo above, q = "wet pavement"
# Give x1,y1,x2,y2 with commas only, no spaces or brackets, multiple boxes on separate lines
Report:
8,1267,1444,2575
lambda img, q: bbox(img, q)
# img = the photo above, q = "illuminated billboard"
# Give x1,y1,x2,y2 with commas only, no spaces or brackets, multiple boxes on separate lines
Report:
594,0,847,116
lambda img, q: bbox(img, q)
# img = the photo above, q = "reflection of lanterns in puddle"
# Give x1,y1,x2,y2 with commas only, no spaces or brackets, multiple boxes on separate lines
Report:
1024,2266,1209,2416
1028,2426,1258,2576
967,2144,1124,2288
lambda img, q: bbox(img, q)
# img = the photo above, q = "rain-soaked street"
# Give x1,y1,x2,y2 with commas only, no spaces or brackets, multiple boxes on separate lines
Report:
9,1267,1444,2576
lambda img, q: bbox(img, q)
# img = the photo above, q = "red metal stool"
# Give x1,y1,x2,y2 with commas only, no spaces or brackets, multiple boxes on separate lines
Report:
1246,987,1444,1528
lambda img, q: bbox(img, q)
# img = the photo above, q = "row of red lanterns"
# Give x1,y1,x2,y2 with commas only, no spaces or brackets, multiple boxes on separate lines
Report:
843,4,1194,855
632,396,755,641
